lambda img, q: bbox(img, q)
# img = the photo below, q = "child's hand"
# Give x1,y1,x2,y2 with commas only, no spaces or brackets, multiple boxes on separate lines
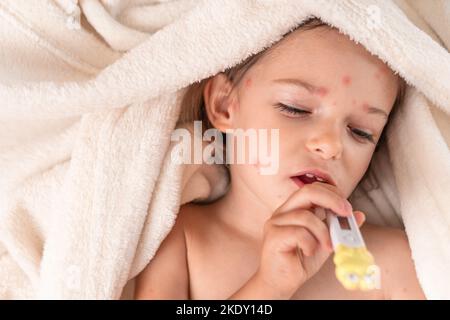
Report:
254,182,366,298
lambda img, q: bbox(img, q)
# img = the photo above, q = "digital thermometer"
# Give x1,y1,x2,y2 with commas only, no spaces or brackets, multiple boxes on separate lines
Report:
316,207,381,290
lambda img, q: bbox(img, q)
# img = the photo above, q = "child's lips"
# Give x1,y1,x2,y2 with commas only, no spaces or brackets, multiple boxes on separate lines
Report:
290,174,335,189
290,169,336,187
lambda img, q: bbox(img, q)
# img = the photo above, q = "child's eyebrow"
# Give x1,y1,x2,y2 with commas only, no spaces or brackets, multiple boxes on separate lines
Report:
272,78,318,93
272,78,388,119
362,103,388,119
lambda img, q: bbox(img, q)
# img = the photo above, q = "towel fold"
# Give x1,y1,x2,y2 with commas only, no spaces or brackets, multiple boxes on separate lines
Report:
0,0,449,299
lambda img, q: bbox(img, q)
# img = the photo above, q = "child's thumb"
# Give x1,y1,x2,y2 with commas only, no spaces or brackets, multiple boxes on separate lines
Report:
354,211,366,227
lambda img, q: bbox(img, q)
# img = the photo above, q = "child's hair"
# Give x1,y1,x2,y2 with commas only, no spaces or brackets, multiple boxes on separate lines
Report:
178,17,406,155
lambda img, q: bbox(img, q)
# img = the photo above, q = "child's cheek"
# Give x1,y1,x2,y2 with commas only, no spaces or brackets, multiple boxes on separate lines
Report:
250,156,274,175
249,153,259,170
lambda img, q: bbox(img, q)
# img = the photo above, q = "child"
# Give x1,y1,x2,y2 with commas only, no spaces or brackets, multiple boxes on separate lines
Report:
134,18,425,300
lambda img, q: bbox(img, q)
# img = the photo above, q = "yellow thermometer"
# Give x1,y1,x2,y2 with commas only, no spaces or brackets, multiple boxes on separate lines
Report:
317,207,381,290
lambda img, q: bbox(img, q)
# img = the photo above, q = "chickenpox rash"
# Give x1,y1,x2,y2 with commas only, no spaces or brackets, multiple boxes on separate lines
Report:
342,75,352,86
362,102,371,111
375,65,390,79
313,87,329,97
245,78,252,88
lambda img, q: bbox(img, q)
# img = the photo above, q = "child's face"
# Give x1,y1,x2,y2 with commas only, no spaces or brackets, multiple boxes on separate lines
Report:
205,27,400,210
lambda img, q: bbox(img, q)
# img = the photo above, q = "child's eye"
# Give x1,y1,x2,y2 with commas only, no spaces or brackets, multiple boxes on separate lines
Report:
349,127,375,143
276,103,375,143
275,103,310,116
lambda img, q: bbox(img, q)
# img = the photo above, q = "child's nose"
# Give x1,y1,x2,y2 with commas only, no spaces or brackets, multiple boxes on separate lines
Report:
305,129,343,160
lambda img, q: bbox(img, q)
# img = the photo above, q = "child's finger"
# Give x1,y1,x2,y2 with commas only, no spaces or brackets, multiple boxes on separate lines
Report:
269,209,332,251
274,183,352,218
354,211,366,227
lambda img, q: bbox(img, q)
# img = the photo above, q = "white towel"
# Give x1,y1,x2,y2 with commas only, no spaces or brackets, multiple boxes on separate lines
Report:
0,0,449,299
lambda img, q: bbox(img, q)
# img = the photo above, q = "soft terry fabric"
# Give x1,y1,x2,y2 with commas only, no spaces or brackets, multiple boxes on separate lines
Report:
0,0,449,299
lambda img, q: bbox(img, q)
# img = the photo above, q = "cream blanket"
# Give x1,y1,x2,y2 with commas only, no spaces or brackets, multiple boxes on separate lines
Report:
0,0,449,299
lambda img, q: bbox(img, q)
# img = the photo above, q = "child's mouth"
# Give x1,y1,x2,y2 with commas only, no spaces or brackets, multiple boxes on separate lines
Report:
290,171,336,188
291,176,307,188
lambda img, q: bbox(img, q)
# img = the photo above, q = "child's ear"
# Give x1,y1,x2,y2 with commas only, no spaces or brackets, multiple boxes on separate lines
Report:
203,73,237,133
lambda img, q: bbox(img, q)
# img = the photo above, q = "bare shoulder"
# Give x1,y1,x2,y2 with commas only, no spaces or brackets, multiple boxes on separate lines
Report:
134,203,197,299
361,223,426,299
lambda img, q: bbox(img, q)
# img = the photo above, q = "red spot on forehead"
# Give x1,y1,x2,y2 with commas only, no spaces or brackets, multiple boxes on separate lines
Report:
342,75,352,86
245,78,252,88
376,65,391,78
313,87,329,97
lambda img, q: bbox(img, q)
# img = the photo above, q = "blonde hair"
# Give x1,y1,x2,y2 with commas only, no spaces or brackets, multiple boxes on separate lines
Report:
177,17,405,154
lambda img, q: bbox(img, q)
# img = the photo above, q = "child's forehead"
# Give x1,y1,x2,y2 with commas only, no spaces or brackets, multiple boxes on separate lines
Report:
249,28,395,87
237,29,400,114
265,28,379,66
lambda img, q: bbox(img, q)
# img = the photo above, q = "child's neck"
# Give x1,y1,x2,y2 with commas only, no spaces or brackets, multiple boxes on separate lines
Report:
212,171,273,242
